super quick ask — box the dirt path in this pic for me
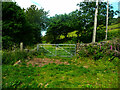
[27,58,69,67]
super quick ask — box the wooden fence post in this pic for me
[20,42,23,51]
[37,44,39,51]
[76,43,80,55]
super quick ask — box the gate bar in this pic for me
[38,44,76,46]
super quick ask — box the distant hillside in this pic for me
[107,23,120,40]
[59,21,120,44]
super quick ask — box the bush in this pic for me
[78,42,120,62]
[2,50,28,65]
[78,49,88,57]
[93,52,104,60]
[2,50,41,65]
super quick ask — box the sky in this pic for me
[14,0,119,36]
[15,0,119,17]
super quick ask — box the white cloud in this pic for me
[15,0,119,16]
[15,0,82,16]
[15,0,33,9]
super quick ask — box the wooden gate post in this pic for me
[37,44,39,51]
[76,43,80,55]
[20,42,23,51]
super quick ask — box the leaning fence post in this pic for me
[55,45,57,56]
[20,42,23,51]
[37,44,39,51]
[76,43,80,55]
[75,44,77,56]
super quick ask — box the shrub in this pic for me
[93,52,104,60]
[2,50,41,65]
[2,50,28,65]
[86,45,95,55]
[78,49,88,57]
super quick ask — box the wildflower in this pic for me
[110,45,112,50]
[100,45,101,49]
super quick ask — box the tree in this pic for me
[92,0,98,43]
[2,2,30,49]
[105,0,109,40]
[46,1,118,44]
[25,5,49,43]
[76,1,117,43]
[2,2,49,49]
[46,14,74,43]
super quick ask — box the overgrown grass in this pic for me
[2,23,120,88]
[2,50,41,65]
[108,23,120,30]
[108,29,120,40]
[2,56,119,88]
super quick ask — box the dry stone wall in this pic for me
[76,41,120,55]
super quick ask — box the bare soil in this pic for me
[27,58,70,67]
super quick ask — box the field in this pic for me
[2,23,120,88]
[2,2,120,89]
[2,54,119,88]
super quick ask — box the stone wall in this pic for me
[76,41,120,55]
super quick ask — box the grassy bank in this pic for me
[2,55,119,88]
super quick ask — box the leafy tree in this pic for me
[45,1,118,43]
[76,1,118,42]
[25,5,49,43]
[2,2,31,49]
[2,2,49,49]
[46,14,74,43]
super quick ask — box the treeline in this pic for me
[2,1,119,49]
[2,2,48,49]
[45,2,119,44]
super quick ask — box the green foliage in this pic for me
[25,5,49,44]
[46,2,116,43]
[108,23,120,30]
[2,2,49,49]
[2,50,41,65]
[93,52,104,60]
[108,29,120,40]
[2,55,118,88]
[78,43,119,61]
[78,49,88,57]
[2,2,26,49]
[2,50,27,65]
[46,14,74,43]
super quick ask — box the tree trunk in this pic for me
[92,0,98,43]
[105,0,109,40]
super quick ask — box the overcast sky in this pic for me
[15,0,119,17]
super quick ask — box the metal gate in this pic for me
[37,44,76,57]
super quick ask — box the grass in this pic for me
[108,28,120,40]
[2,56,119,88]
[108,23,120,30]
[2,22,120,88]
[98,23,120,41]
[108,23,120,39]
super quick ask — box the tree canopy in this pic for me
[45,1,118,43]
[2,1,119,49]
[2,2,48,49]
